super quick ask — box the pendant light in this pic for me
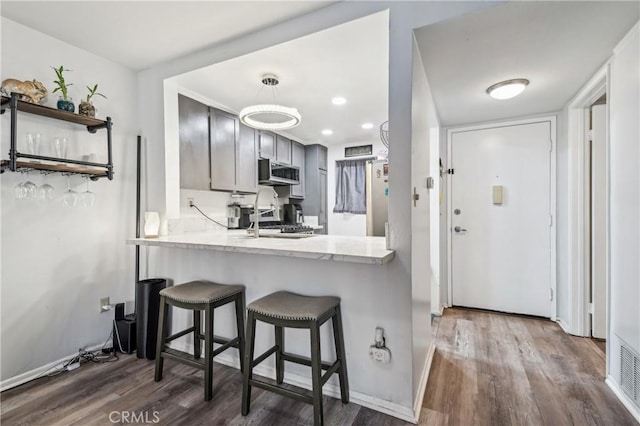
[239,74,301,130]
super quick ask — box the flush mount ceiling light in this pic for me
[486,78,529,100]
[239,74,301,130]
[361,122,374,129]
[331,96,347,105]
[321,129,333,136]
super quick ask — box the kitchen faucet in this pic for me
[252,187,279,238]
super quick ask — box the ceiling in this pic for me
[0,1,334,71]
[171,11,389,146]
[415,1,640,127]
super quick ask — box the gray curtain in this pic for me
[333,158,369,214]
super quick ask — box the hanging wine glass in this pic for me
[78,176,95,207]
[14,181,25,199]
[63,175,77,207]
[22,172,37,199]
[37,173,55,201]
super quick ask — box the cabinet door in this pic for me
[276,135,292,165]
[210,108,238,191]
[318,169,327,234]
[178,95,210,190]
[259,131,276,160]
[236,123,258,193]
[318,145,328,170]
[290,141,305,198]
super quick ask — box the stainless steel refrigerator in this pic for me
[366,160,389,236]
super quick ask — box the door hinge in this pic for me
[549,214,553,227]
[550,288,554,301]
[588,302,594,314]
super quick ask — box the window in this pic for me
[333,158,370,214]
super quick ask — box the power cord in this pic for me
[190,200,228,229]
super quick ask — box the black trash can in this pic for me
[136,278,167,360]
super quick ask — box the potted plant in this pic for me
[79,84,106,117]
[52,65,74,112]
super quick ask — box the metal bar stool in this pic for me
[241,291,349,426]
[154,280,245,401]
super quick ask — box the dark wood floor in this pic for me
[2,308,636,425]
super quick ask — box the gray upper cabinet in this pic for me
[300,144,328,234]
[259,131,276,160]
[178,95,210,190]
[209,108,238,192]
[236,123,258,193]
[290,140,305,199]
[276,135,292,165]
[209,107,257,193]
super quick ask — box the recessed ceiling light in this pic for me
[486,78,529,100]
[321,129,333,136]
[331,97,346,105]
[361,123,374,129]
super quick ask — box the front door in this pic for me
[450,120,553,317]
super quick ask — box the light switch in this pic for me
[493,186,503,205]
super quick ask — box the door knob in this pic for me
[454,226,467,233]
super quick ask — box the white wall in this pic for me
[135,0,494,417]
[608,21,639,400]
[410,36,439,401]
[0,18,137,386]
[327,139,385,236]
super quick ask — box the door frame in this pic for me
[565,64,610,339]
[446,116,557,320]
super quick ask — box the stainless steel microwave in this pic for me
[258,158,300,185]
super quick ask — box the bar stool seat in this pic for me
[154,280,246,402]
[241,291,349,426]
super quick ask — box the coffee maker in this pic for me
[282,204,304,225]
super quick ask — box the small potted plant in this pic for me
[52,65,74,112]
[79,84,106,117]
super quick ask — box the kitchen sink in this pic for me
[258,233,315,239]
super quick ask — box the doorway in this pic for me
[588,96,607,340]
[448,118,556,318]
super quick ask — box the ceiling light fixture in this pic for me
[486,78,529,100]
[239,74,301,130]
[331,96,346,105]
[321,129,333,136]
[362,123,373,129]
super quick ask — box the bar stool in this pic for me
[241,291,349,426]
[154,280,245,401]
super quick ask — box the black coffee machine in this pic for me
[282,204,304,225]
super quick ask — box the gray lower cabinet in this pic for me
[178,95,210,190]
[259,131,276,161]
[276,135,292,165]
[290,141,305,199]
[300,144,328,234]
[210,107,257,193]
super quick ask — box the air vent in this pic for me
[620,343,640,406]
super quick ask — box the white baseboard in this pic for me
[556,318,570,334]
[0,341,109,392]
[410,343,436,424]
[169,341,417,422]
[606,376,640,423]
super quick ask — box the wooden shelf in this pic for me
[1,160,109,178]
[1,96,108,131]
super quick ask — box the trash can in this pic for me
[136,278,167,360]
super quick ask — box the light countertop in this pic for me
[127,231,394,265]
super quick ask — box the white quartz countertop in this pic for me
[127,231,395,265]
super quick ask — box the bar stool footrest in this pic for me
[166,327,196,343]
[161,347,205,370]
[211,337,240,357]
[281,352,333,370]
[249,378,313,404]
[321,361,341,386]
[252,345,279,368]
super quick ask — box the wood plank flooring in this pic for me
[2,308,636,425]
[421,308,637,425]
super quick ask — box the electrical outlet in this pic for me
[188,198,195,207]
[369,346,392,363]
[100,297,111,313]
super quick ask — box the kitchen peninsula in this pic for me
[127,230,415,420]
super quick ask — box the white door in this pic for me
[450,121,552,317]
[591,104,607,339]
